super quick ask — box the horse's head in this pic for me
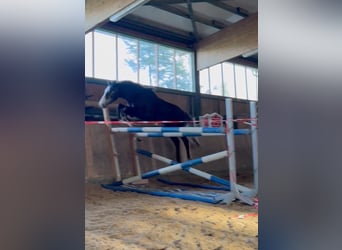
[98,82,120,108]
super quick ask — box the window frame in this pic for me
[199,61,258,101]
[85,29,196,93]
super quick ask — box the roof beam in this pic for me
[102,15,196,47]
[187,0,200,41]
[148,0,249,17]
[196,13,257,70]
[208,0,249,18]
[151,3,226,30]
[85,0,148,32]
[147,0,208,4]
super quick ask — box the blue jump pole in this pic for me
[111,127,250,135]
[106,150,229,186]
[136,149,231,188]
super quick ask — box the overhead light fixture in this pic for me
[109,0,149,22]
[242,49,258,58]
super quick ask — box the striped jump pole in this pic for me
[133,129,249,138]
[225,98,254,205]
[111,127,250,137]
[136,132,224,137]
[107,150,229,186]
[136,149,252,193]
[136,149,231,188]
[136,149,177,165]
[111,127,226,133]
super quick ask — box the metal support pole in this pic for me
[250,101,258,194]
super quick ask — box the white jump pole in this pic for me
[102,108,121,181]
[129,133,142,176]
[225,99,238,196]
[109,150,229,186]
[225,98,254,205]
[250,101,258,195]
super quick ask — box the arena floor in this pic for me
[85,181,258,250]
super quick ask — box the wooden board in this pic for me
[196,13,258,70]
[86,0,139,32]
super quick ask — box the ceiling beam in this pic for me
[147,0,208,4]
[208,0,249,18]
[196,13,257,70]
[102,15,196,47]
[85,0,148,33]
[187,0,200,41]
[229,56,258,68]
[151,3,226,30]
[148,0,249,18]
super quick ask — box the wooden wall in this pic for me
[85,0,139,32]
[196,13,258,70]
[85,82,254,184]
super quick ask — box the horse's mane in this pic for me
[111,80,156,92]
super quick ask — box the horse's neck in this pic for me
[123,85,154,105]
[118,85,137,104]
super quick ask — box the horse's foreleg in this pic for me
[181,137,191,160]
[170,137,181,162]
[117,104,138,121]
[117,104,128,120]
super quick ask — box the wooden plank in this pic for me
[196,13,257,70]
[85,126,94,181]
[85,0,142,32]
[85,125,117,182]
[157,92,190,113]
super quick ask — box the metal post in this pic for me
[250,101,258,194]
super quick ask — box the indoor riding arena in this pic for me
[85,1,258,249]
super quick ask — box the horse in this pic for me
[99,80,199,162]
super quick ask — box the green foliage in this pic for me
[121,36,194,91]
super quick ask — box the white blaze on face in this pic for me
[99,86,110,108]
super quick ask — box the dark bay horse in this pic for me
[99,80,199,162]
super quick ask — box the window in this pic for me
[85,30,195,92]
[222,62,235,98]
[85,32,93,77]
[94,30,116,80]
[246,67,258,101]
[235,64,247,99]
[138,40,158,86]
[199,69,210,94]
[209,64,223,96]
[117,35,137,82]
[175,50,193,92]
[158,45,175,89]
[200,62,258,101]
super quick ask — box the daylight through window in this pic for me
[85,30,194,92]
[199,62,258,101]
[85,30,258,100]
